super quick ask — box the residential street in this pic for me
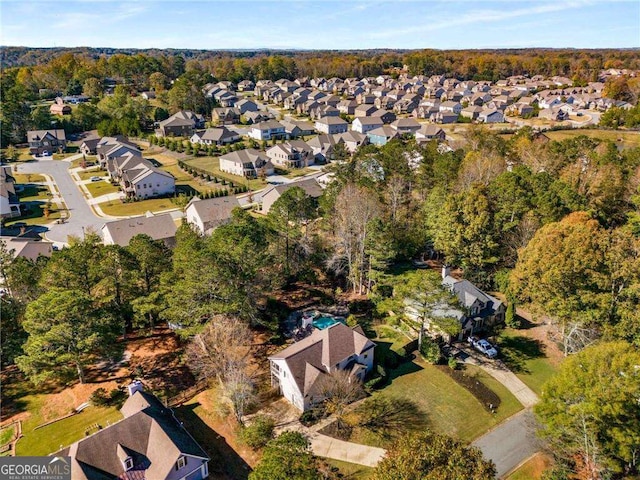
[472,409,541,479]
[16,156,112,245]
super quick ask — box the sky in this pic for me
[1,0,638,50]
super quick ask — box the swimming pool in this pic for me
[312,315,345,330]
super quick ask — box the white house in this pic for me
[219,149,274,178]
[351,117,383,134]
[190,127,240,146]
[248,120,286,141]
[0,166,20,219]
[268,323,375,411]
[266,141,314,169]
[123,165,175,199]
[185,196,240,235]
[315,116,348,135]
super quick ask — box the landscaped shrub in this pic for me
[364,375,384,391]
[90,388,127,408]
[299,408,323,427]
[448,356,458,370]
[419,337,441,364]
[239,415,275,449]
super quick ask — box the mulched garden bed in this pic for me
[436,365,501,412]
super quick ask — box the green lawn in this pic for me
[324,459,373,480]
[77,169,105,181]
[0,425,15,446]
[544,128,640,149]
[85,180,120,198]
[13,173,46,184]
[16,406,122,456]
[98,197,180,216]
[373,325,413,355]
[3,183,65,226]
[506,452,552,480]
[185,156,267,191]
[497,328,558,396]
[363,357,523,445]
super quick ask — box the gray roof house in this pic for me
[261,178,324,214]
[185,196,240,235]
[56,389,209,480]
[101,214,178,247]
[268,323,375,411]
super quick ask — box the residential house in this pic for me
[307,135,337,163]
[430,112,458,124]
[415,125,446,142]
[27,129,67,156]
[367,125,400,146]
[248,120,286,141]
[371,109,396,124]
[538,107,569,121]
[460,105,483,120]
[354,104,377,117]
[390,118,421,135]
[212,107,241,125]
[266,140,314,169]
[0,166,20,219]
[190,127,240,146]
[268,323,375,411]
[107,155,175,199]
[335,131,368,154]
[79,137,101,155]
[505,103,534,117]
[235,99,259,114]
[96,137,141,169]
[50,98,71,115]
[261,178,324,214]
[441,266,505,339]
[0,236,53,261]
[337,99,358,115]
[219,149,274,178]
[413,105,439,119]
[243,111,274,124]
[141,91,156,100]
[281,119,315,139]
[237,80,255,91]
[478,109,504,123]
[57,387,209,480]
[158,111,205,137]
[439,101,463,114]
[352,117,383,134]
[102,214,178,247]
[185,196,240,235]
[315,117,348,135]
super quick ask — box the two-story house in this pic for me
[266,140,314,169]
[27,129,67,156]
[248,120,286,141]
[219,149,274,178]
[268,323,375,411]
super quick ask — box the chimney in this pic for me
[441,265,450,280]
[127,380,143,397]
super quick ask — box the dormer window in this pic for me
[176,456,186,470]
[124,457,133,471]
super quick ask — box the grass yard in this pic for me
[98,197,179,216]
[85,180,120,198]
[544,128,640,149]
[16,406,122,456]
[497,328,558,396]
[373,324,413,355]
[506,452,553,480]
[13,173,46,184]
[324,459,373,480]
[3,183,65,226]
[360,357,523,445]
[185,156,267,191]
[145,153,230,196]
[275,166,317,179]
[0,425,15,446]
[77,169,104,181]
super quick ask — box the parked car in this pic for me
[468,336,498,358]
[90,176,102,182]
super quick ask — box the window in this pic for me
[176,456,186,470]
[124,457,134,471]
[364,354,368,359]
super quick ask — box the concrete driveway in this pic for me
[16,156,111,245]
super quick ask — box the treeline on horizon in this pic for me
[2,46,640,84]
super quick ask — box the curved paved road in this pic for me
[16,157,109,245]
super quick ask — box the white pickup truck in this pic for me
[468,336,498,359]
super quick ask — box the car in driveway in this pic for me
[468,336,498,358]
[90,176,102,182]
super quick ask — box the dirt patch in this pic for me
[39,381,119,423]
[513,309,564,366]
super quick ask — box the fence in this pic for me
[165,379,210,408]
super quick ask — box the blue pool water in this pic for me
[312,316,345,330]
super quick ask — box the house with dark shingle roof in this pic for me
[261,177,323,214]
[101,213,178,247]
[268,323,375,411]
[185,196,240,235]
[55,389,209,480]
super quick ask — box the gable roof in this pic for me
[59,391,208,480]
[102,214,177,246]
[269,323,375,397]
[186,196,240,233]
[262,178,323,205]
